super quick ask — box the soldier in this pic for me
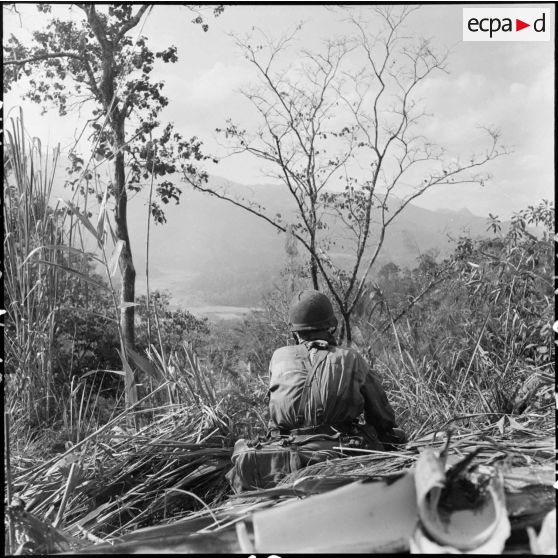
[226,289,406,493]
[267,289,406,449]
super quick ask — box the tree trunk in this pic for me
[342,312,352,345]
[113,112,136,350]
[113,110,138,410]
[310,256,319,290]
[309,233,319,290]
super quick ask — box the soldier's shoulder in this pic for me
[331,344,361,356]
[330,345,368,365]
[271,344,305,359]
[332,345,369,372]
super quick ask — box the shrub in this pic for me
[351,201,554,435]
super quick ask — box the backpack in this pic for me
[225,435,347,494]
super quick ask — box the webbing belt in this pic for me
[284,423,354,436]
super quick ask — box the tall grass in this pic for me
[3,110,71,430]
[3,109,145,443]
[355,215,555,439]
[373,319,554,441]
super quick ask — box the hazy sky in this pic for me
[3,2,555,218]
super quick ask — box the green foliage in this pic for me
[50,287,213,407]
[351,201,554,433]
[451,201,553,365]
[135,291,210,354]
[3,4,216,222]
[51,270,122,392]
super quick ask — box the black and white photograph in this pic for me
[3,1,555,554]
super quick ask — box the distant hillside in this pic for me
[127,176,495,308]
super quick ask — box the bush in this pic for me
[135,290,210,356]
[351,201,554,435]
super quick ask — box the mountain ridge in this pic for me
[126,175,495,308]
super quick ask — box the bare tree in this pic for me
[185,7,508,343]
[204,26,358,291]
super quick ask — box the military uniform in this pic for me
[268,340,397,443]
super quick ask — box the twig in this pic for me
[53,462,78,528]
[165,488,219,524]
[333,447,417,459]
[76,525,110,544]
[456,315,490,402]
[439,430,453,465]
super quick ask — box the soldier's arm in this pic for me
[358,358,397,437]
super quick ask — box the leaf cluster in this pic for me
[4,3,217,224]
[357,200,554,375]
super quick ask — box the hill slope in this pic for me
[127,176,493,307]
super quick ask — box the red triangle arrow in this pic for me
[516,19,530,31]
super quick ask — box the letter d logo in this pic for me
[534,13,546,32]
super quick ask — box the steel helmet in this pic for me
[288,290,338,331]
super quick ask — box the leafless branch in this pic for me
[211,7,510,340]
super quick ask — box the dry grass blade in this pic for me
[68,421,555,554]
[12,392,234,542]
[16,382,172,487]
